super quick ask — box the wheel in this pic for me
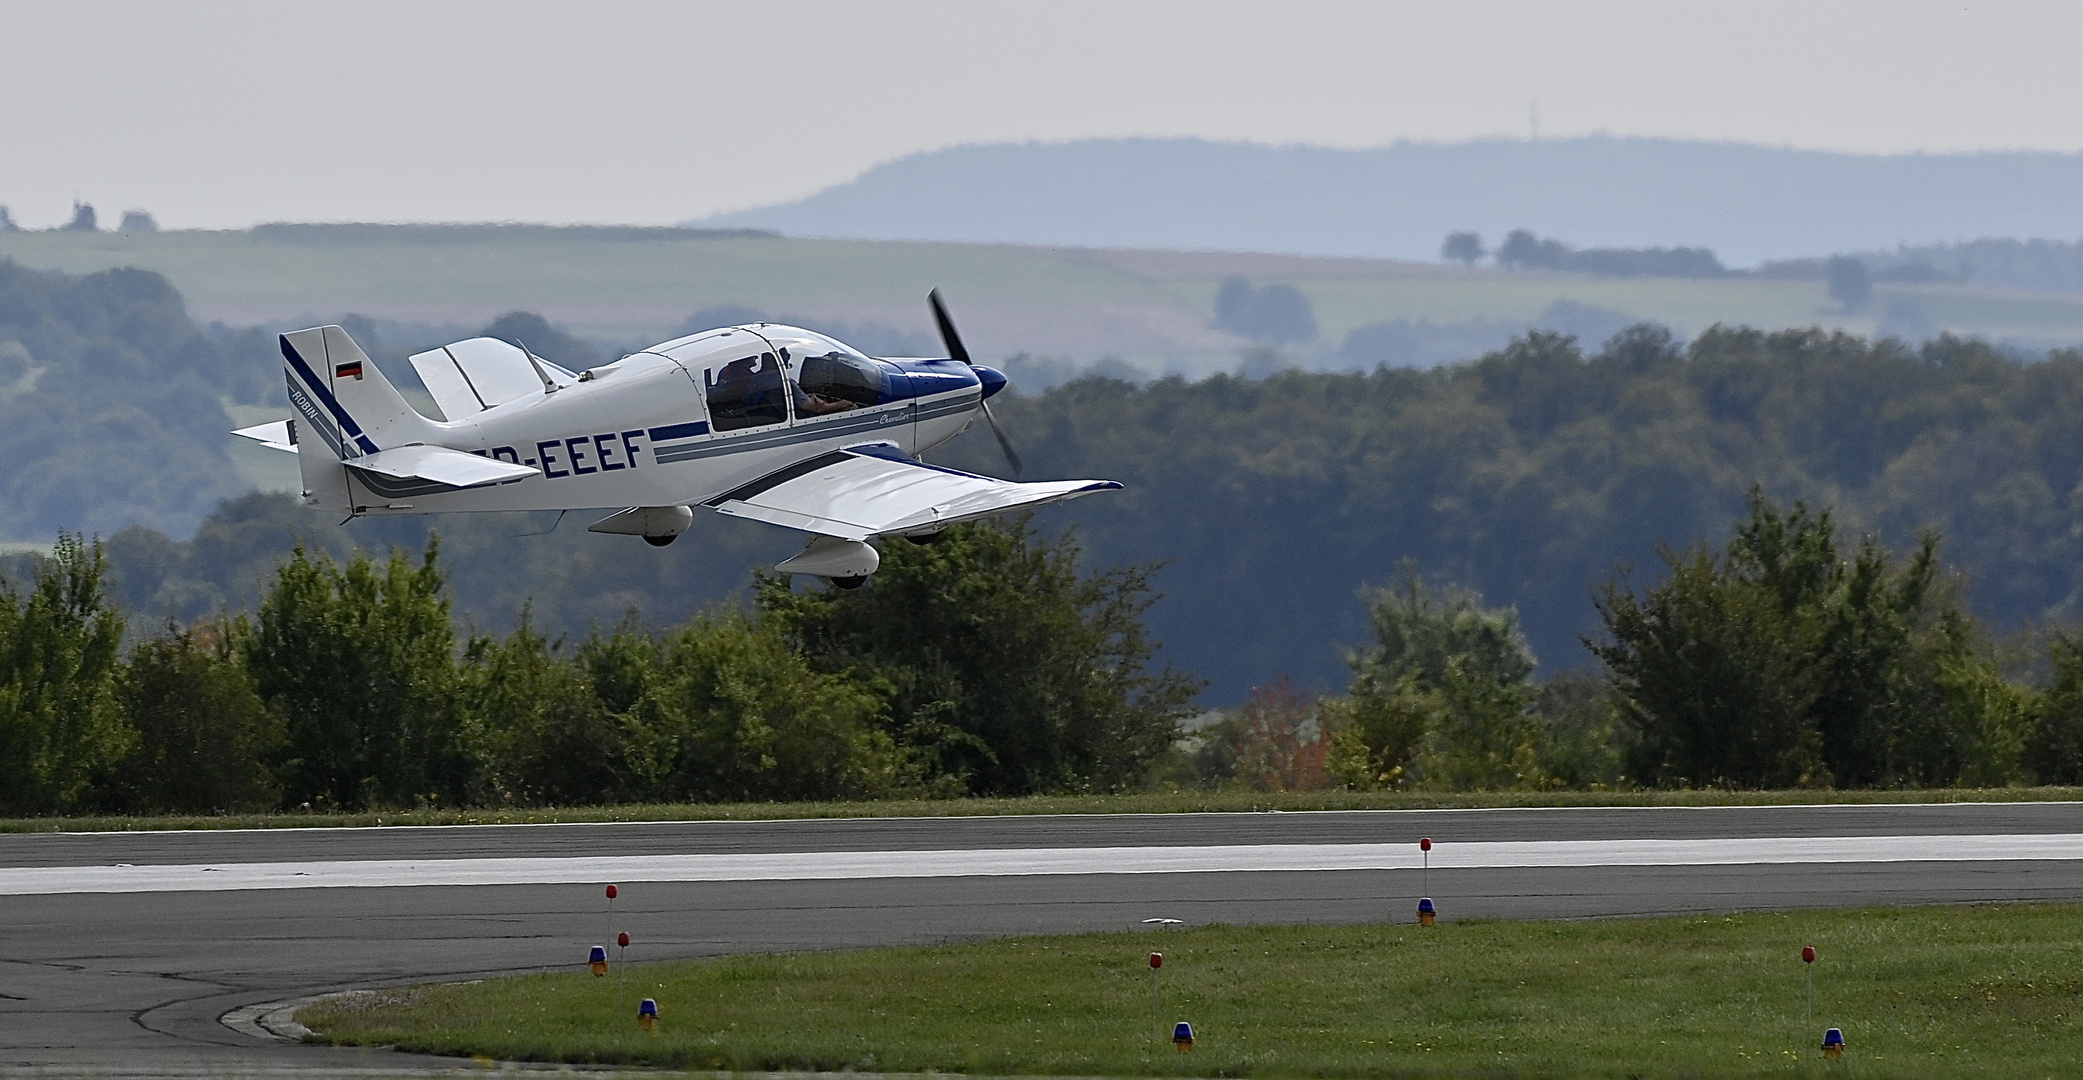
[643,534,677,547]
[906,531,944,545]
[831,575,867,590]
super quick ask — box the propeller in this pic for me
[928,289,1023,476]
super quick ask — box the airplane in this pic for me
[232,292,1119,588]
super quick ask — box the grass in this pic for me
[298,903,2083,1078]
[4,786,2076,833]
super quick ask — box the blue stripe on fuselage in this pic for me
[648,420,710,442]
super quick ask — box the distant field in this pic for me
[2,227,2075,375]
[300,903,2081,1077]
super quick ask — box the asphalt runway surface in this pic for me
[2,802,2078,1075]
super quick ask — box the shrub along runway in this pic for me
[0,803,2077,1073]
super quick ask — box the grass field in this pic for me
[5,786,2076,833]
[2,227,2072,374]
[298,903,2082,1078]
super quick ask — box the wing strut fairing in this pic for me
[705,441,1120,544]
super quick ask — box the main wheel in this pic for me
[831,575,867,590]
[643,534,678,547]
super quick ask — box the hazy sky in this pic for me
[2,0,2077,229]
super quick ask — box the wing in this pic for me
[705,442,1120,541]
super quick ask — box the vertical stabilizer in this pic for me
[280,325,445,514]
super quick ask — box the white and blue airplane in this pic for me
[233,292,1118,587]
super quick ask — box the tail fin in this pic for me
[279,326,442,460]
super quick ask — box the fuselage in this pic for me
[338,324,988,515]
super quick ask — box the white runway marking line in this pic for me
[2,834,2077,895]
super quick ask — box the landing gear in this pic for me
[643,534,677,547]
[831,575,867,590]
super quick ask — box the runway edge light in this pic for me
[1173,1022,1194,1052]
[639,998,659,1031]
[589,945,608,976]
[1821,1027,1844,1060]
[1417,897,1436,926]
[618,932,630,948]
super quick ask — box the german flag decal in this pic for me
[335,361,364,380]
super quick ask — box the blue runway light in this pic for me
[1172,1021,1194,1052]
[638,997,659,1031]
[1417,897,1436,925]
[589,945,608,976]
[1821,1027,1844,1060]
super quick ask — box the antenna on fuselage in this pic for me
[513,339,560,395]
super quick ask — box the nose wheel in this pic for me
[831,575,867,590]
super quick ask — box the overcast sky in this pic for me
[2,0,2077,230]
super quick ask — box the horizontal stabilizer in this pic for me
[705,442,1120,541]
[344,445,538,489]
[231,420,297,453]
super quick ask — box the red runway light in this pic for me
[1419,837,1431,851]
[605,884,619,899]
[618,932,630,948]
[1802,945,1816,964]
[1149,952,1163,969]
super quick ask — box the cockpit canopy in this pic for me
[659,325,901,432]
[762,330,888,408]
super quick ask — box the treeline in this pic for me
[12,490,2075,817]
[938,326,2083,700]
[0,521,1197,815]
[1186,492,2083,793]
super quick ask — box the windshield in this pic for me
[764,331,891,413]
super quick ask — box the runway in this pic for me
[2,802,2078,1073]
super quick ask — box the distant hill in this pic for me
[697,137,2083,266]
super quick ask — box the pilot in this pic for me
[793,383,857,416]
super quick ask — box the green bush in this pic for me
[758,518,1201,795]
[2027,632,2083,783]
[248,541,468,810]
[1593,490,2022,788]
[0,535,130,813]
[113,617,282,812]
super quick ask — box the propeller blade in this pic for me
[979,395,1024,477]
[931,289,1021,475]
[928,289,973,367]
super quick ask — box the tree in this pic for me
[1335,566,1542,790]
[1591,490,2020,788]
[0,535,131,813]
[1441,231,1484,265]
[1826,256,1872,311]
[1350,563,1537,694]
[247,541,468,810]
[464,610,634,807]
[1495,229,1571,270]
[1212,277,1318,344]
[1201,675,1330,791]
[630,611,912,802]
[113,618,283,812]
[758,518,1202,794]
[2027,632,2083,783]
